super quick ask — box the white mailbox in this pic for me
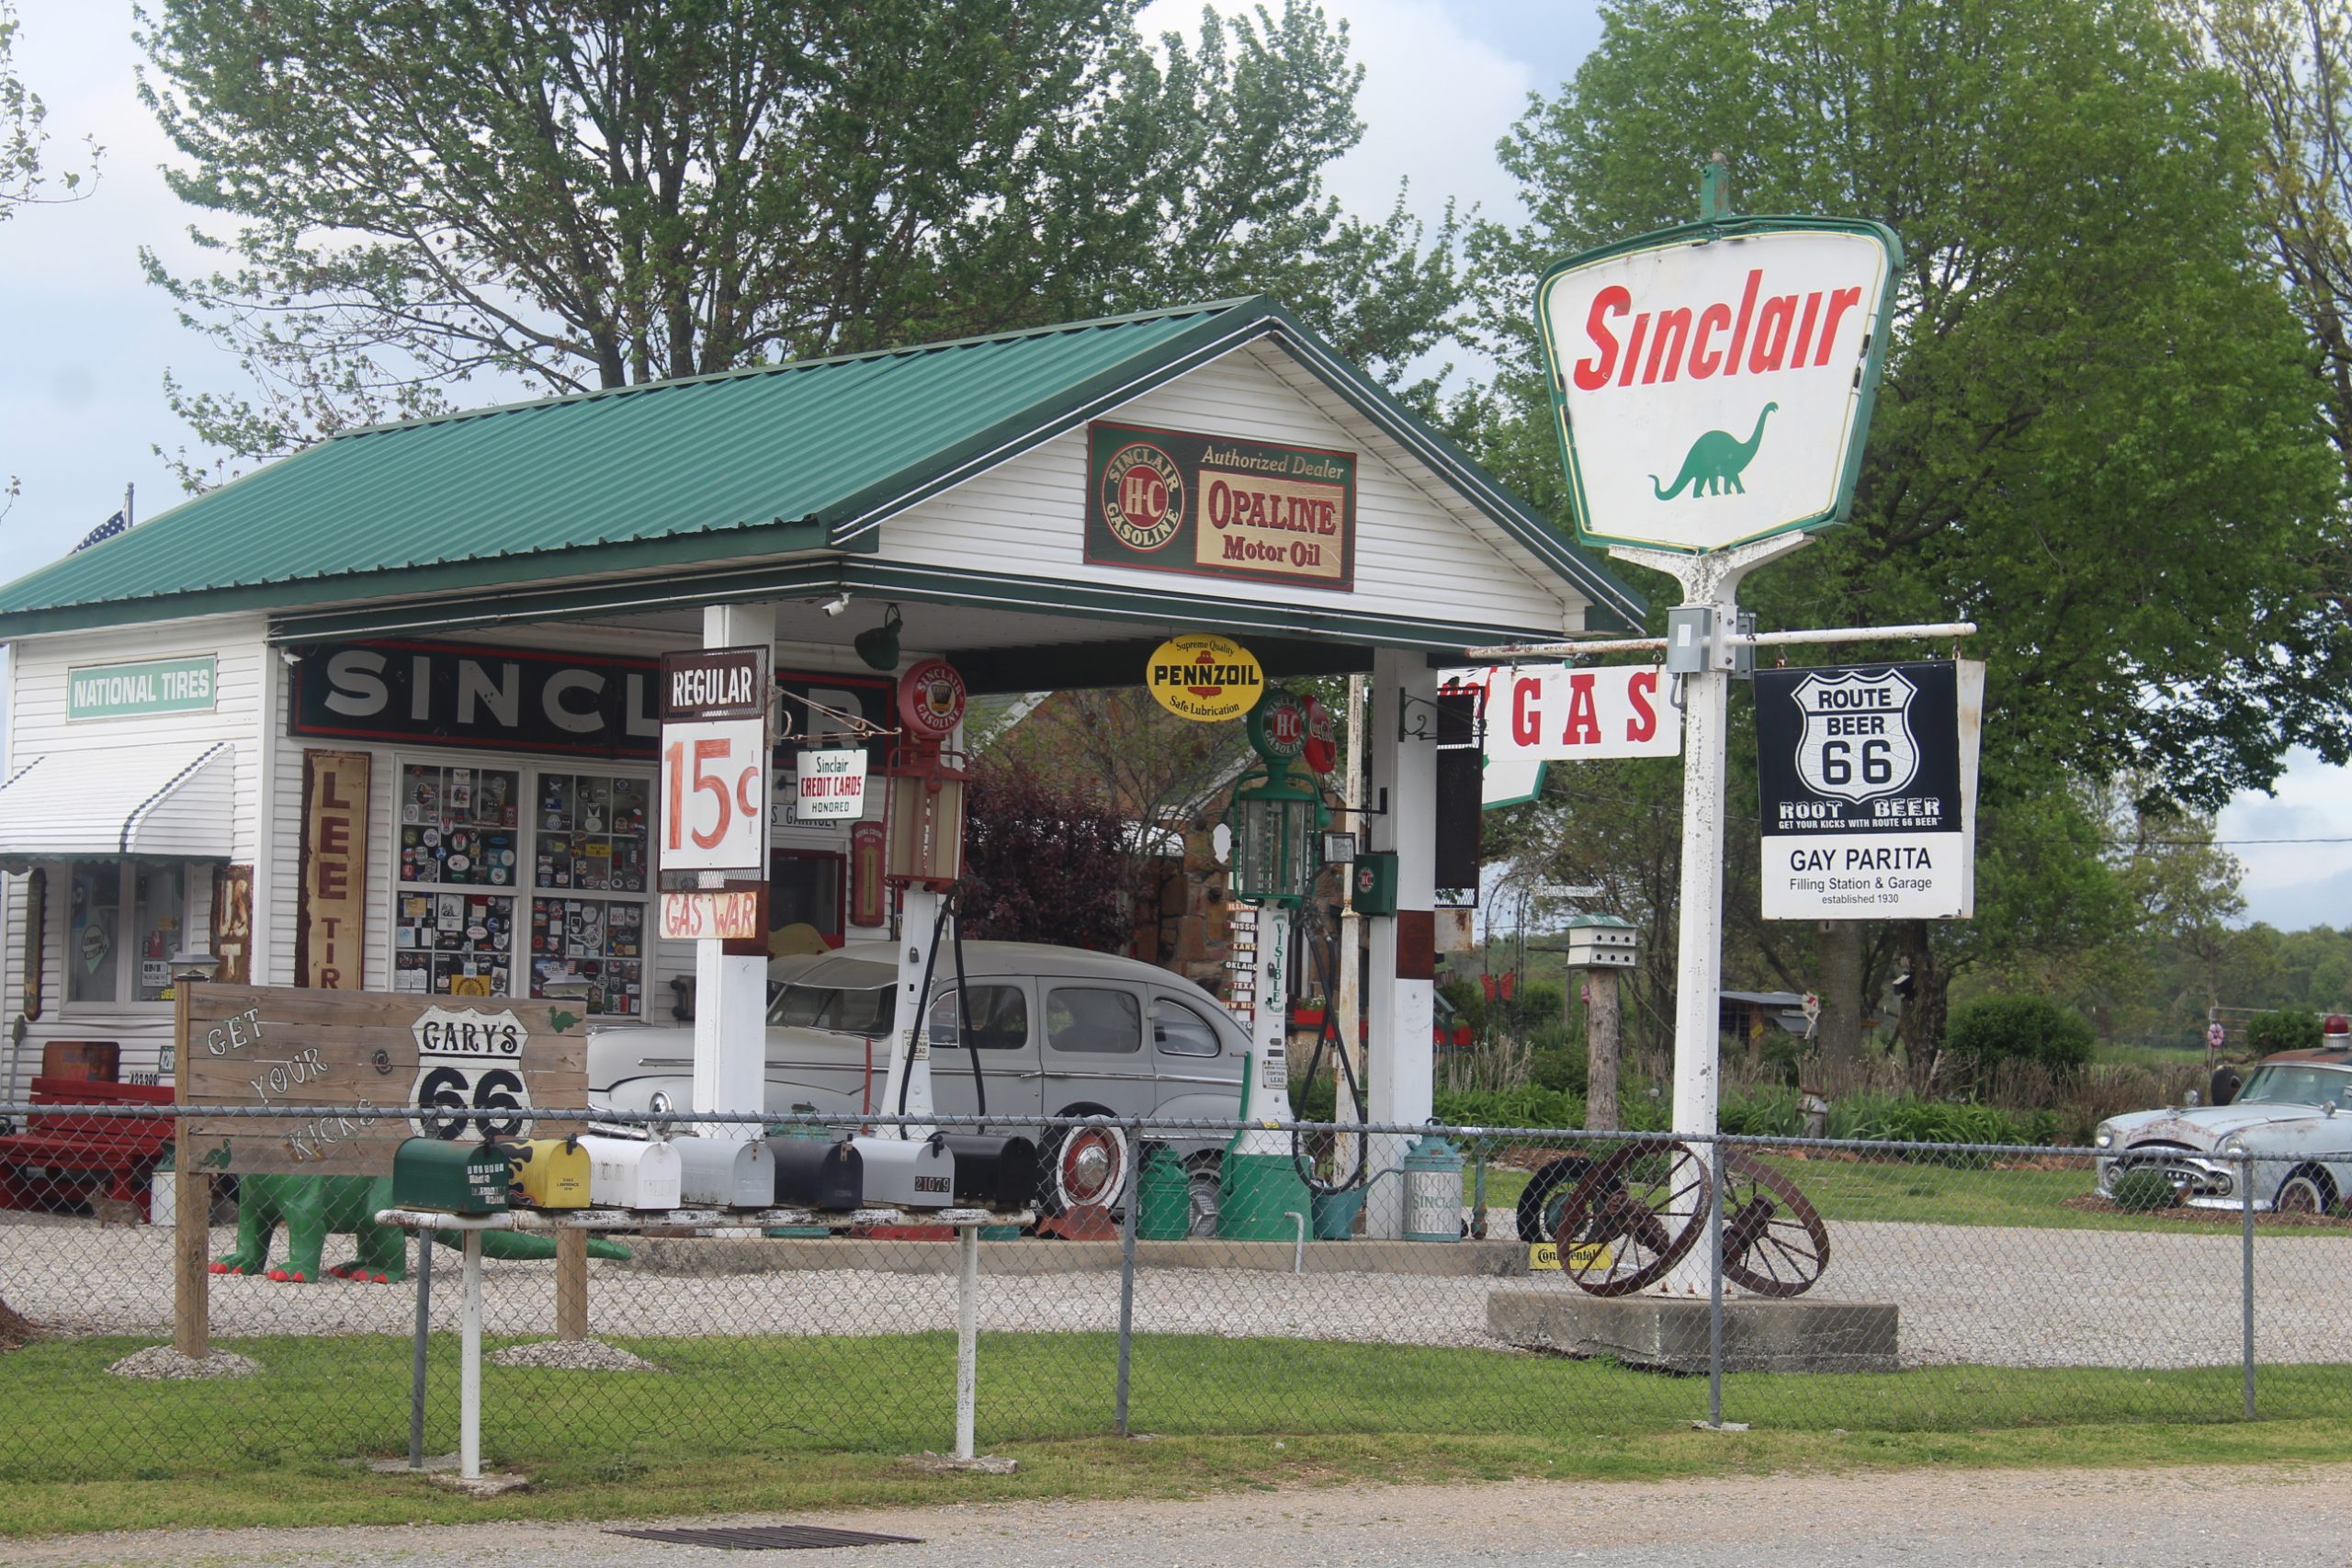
[850,1134,956,1209]
[673,1134,775,1208]
[576,1134,683,1210]
[1564,915,1639,970]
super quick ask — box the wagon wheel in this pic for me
[1718,1152,1831,1298]
[1553,1139,1712,1297]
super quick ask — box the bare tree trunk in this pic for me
[1585,968,1621,1131]
[1895,920,1951,1093]
[1816,919,1866,1077]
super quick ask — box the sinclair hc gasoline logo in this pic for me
[1101,439,1186,551]
[1790,668,1920,805]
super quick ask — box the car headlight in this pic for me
[2094,1123,2114,1148]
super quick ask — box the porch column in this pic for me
[692,602,775,1138]
[1364,648,1437,1238]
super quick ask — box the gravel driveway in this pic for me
[3,1213,2345,1369]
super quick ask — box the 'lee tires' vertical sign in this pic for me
[1534,219,1900,554]
[1757,660,1984,919]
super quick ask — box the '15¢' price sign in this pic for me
[660,647,770,873]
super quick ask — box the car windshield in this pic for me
[767,984,896,1036]
[2233,1064,2352,1108]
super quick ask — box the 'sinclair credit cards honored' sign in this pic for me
[1086,422,1355,590]
[67,655,217,719]
[1756,660,1983,920]
[794,748,867,819]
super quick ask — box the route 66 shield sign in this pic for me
[1789,668,1920,805]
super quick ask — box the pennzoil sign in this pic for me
[1146,634,1264,722]
[1086,422,1354,590]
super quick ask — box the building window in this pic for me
[64,860,191,1007]
[528,771,650,1017]
[395,763,519,998]
[770,850,844,949]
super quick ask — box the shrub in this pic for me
[1720,1085,1806,1137]
[1945,996,2097,1084]
[2109,1168,2179,1212]
[2245,1009,2323,1057]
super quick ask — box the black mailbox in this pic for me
[772,1136,865,1211]
[935,1133,1038,1209]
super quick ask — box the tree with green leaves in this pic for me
[1464,0,2349,1058]
[137,0,1460,482]
[1,0,97,222]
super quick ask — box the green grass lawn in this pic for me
[2,1330,2345,1535]
[1464,1153,2351,1235]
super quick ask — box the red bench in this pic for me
[0,1077,177,1219]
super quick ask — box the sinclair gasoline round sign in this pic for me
[1146,634,1263,722]
[1533,218,1901,555]
[1100,439,1186,552]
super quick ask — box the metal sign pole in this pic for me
[460,1228,484,1481]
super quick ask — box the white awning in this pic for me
[0,740,235,866]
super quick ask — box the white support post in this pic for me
[1364,649,1437,1238]
[692,602,775,1138]
[1334,673,1366,1167]
[1610,533,1809,1292]
[885,887,942,1137]
[459,1229,483,1480]
[955,1222,979,1461]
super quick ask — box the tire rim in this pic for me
[1187,1168,1221,1236]
[2277,1174,2327,1215]
[1054,1121,1128,1210]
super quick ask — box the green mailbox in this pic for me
[392,1138,514,1216]
[1351,852,1398,916]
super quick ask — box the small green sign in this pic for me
[67,655,218,720]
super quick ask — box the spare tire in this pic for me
[1515,1153,1596,1244]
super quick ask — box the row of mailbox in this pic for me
[390,1131,1040,1218]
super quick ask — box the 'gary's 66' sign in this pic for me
[411,1005,533,1141]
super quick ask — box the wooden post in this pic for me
[1585,967,1621,1133]
[555,1226,589,1341]
[171,977,209,1359]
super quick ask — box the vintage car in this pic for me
[586,940,1246,1230]
[2095,1028,2352,1213]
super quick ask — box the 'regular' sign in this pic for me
[1756,660,1983,921]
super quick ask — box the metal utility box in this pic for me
[935,1133,1038,1209]
[513,1137,592,1209]
[576,1134,683,1210]
[849,1134,955,1209]
[673,1134,775,1207]
[1564,915,1639,970]
[1351,852,1398,916]
[391,1138,512,1216]
[772,1136,865,1211]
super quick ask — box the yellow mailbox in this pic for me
[513,1136,592,1209]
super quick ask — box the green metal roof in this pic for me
[0,297,1642,638]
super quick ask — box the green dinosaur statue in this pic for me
[1649,401,1779,500]
[209,1171,628,1283]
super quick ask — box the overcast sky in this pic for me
[1,0,2343,928]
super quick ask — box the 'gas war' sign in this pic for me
[1756,660,1984,920]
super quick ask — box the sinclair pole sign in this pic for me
[1533,215,1899,554]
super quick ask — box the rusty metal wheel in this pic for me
[1554,1139,1711,1297]
[1719,1152,1831,1297]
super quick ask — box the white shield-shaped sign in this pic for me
[409,1005,534,1140]
[1533,219,1901,554]
[1790,669,1920,804]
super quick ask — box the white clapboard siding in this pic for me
[879,342,1587,635]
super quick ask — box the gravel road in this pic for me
[12,1463,2351,1567]
[5,1213,2346,1369]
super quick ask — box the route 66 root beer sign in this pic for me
[182,984,588,1174]
[1756,660,1984,920]
[1534,218,1900,554]
[1086,421,1355,590]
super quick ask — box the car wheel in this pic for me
[1042,1111,1130,1213]
[2274,1165,2336,1216]
[1515,1154,1595,1244]
[1184,1155,1222,1237]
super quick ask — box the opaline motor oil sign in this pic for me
[1085,421,1355,590]
[1756,660,1984,920]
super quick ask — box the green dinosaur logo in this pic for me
[1650,402,1778,500]
[548,1007,581,1033]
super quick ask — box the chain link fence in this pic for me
[0,1103,2346,1484]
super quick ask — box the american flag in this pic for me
[73,511,127,552]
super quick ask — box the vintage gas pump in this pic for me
[1216,689,1321,1238]
[876,658,968,1137]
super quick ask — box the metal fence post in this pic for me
[1115,1122,1139,1437]
[1707,1134,1725,1428]
[2240,1147,2256,1419]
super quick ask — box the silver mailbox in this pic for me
[672,1134,775,1207]
[576,1134,683,1210]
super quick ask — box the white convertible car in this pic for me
[2096,1025,2352,1214]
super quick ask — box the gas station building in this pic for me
[0,296,1642,1189]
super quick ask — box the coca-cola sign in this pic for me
[1534,218,1900,555]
